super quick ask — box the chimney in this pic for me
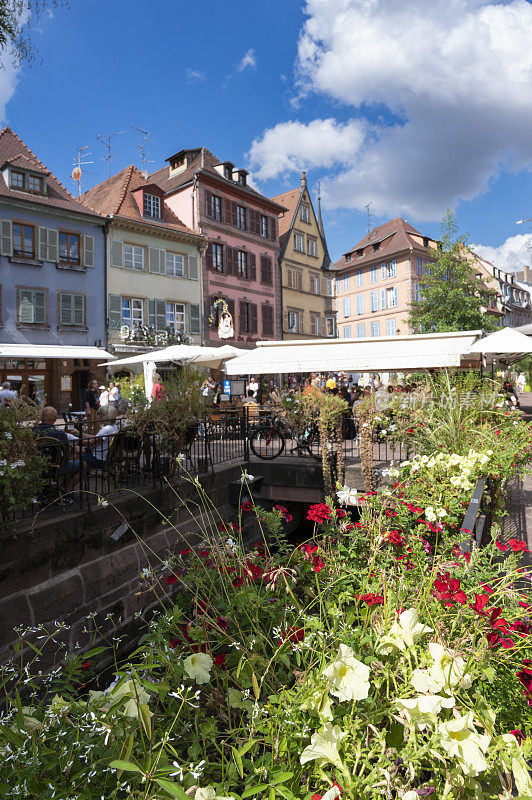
[301,171,307,188]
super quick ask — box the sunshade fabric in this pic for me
[469,327,532,354]
[0,344,115,360]
[100,344,245,368]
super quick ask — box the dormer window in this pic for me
[27,175,43,194]
[238,171,247,187]
[11,170,24,189]
[423,236,429,247]
[224,165,232,180]
[144,193,161,219]
[372,242,380,252]
[356,248,364,257]
[345,253,351,262]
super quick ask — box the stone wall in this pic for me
[0,466,242,670]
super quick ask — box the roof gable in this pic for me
[333,217,436,271]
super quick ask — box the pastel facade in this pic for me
[272,173,336,339]
[0,127,106,409]
[81,166,205,370]
[150,149,285,348]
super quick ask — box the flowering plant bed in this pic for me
[1,432,532,798]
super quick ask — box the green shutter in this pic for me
[108,294,122,329]
[48,229,59,263]
[1,219,12,256]
[189,303,200,334]
[83,235,94,268]
[110,239,123,268]
[34,291,46,324]
[74,294,85,325]
[38,226,48,261]
[187,254,199,280]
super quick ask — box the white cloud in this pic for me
[249,118,366,180]
[248,0,532,220]
[186,68,205,83]
[0,64,20,123]
[472,233,532,273]
[238,48,256,72]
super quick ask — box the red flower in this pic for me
[284,513,293,522]
[232,577,244,587]
[217,616,228,630]
[406,502,423,514]
[510,729,525,744]
[495,540,508,552]
[487,631,515,649]
[357,593,384,606]
[79,661,90,672]
[469,593,490,615]
[509,538,529,553]
[198,549,211,557]
[240,501,253,512]
[335,509,347,518]
[244,559,264,581]
[432,572,467,606]
[488,606,509,632]
[214,653,227,668]
[311,555,325,573]
[169,638,180,649]
[385,509,398,517]
[509,619,531,637]
[300,543,318,559]
[481,583,494,595]
[165,573,179,585]
[517,663,532,705]
[281,626,305,646]
[307,503,333,523]
[179,548,193,556]
[386,530,406,547]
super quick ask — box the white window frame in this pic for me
[357,323,365,338]
[166,301,186,333]
[370,321,380,337]
[356,294,364,314]
[343,325,351,338]
[342,275,349,291]
[335,277,340,292]
[386,260,397,279]
[124,244,144,271]
[18,288,46,324]
[294,232,304,252]
[343,297,350,318]
[414,282,422,302]
[300,205,310,222]
[236,205,246,230]
[387,286,398,308]
[287,310,299,333]
[144,194,161,219]
[370,265,378,283]
[325,317,335,337]
[121,297,143,327]
[327,278,334,297]
[310,312,320,336]
[371,290,379,312]
[355,269,363,287]
[237,250,248,278]
[166,252,185,277]
[307,237,317,257]
[386,318,396,336]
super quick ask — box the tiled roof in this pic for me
[149,147,286,211]
[270,187,301,237]
[0,127,101,218]
[80,165,196,235]
[333,217,434,271]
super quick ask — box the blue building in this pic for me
[0,127,106,409]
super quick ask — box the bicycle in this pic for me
[249,414,322,460]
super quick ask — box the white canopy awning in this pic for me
[101,344,245,368]
[468,327,532,355]
[225,331,483,375]
[0,344,115,360]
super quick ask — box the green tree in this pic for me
[0,1,69,67]
[409,210,499,333]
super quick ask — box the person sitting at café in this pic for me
[81,405,119,468]
[33,406,81,490]
[151,373,165,401]
[242,388,260,420]
[0,380,16,407]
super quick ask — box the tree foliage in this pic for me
[409,210,499,333]
[0,1,69,67]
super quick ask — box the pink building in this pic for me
[334,218,439,338]
[150,148,286,348]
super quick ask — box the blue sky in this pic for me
[3,0,532,269]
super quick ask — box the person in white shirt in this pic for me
[248,377,259,398]
[99,385,110,408]
[517,372,526,393]
[82,406,118,467]
[0,381,17,406]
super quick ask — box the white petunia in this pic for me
[323,643,370,702]
[396,694,455,730]
[184,653,213,685]
[300,723,348,768]
[336,485,358,506]
[300,688,333,720]
[425,506,436,522]
[438,713,490,777]
[376,608,433,656]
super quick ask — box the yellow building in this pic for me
[272,173,336,339]
[81,166,205,374]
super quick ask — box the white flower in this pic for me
[376,608,433,656]
[195,788,216,800]
[184,653,213,685]
[300,688,333,720]
[97,496,109,507]
[176,453,186,466]
[240,471,255,483]
[425,506,436,522]
[438,713,490,777]
[321,786,341,800]
[5,432,12,439]
[403,793,419,800]
[396,694,455,730]
[300,723,348,768]
[437,508,447,518]
[411,643,472,695]
[323,643,370,702]
[336,485,358,506]
[110,678,151,718]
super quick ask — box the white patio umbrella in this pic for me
[468,327,532,356]
[100,344,245,369]
[192,345,247,370]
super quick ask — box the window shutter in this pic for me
[148,299,156,327]
[269,216,277,241]
[35,291,46,324]
[0,219,12,256]
[394,286,399,306]
[205,243,213,271]
[238,300,246,333]
[187,254,199,280]
[227,298,235,327]
[261,303,274,336]
[231,202,238,227]
[189,303,200,334]
[38,227,48,261]
[381,263,386,280]
[224,198,231,224]
[156,299,165,329]
[110,239,123,268]
[224,246,233,276]
[297,271,303,290]
[83,235,95,268]
[260,255,272,285]
[250,303,258,334]
[48,228,59,263]
[205,189,212,217]
[59,293,71,325]
[108,294,122,329]
[248,252,256,282]
[74,294,84,325]
[149,247,165,274]
[381,288,386,309]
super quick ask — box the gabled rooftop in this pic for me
[0,127,101,218]
[334,217,438,271]
[80,164,196,235]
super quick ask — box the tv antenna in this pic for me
[365,202,375,236]
[72,145,93,197]
[130,124,156,173]
[96,130,126,177]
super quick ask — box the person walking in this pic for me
[85,379,100,432]
[99,385,110,408]
[517,372,526,394]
